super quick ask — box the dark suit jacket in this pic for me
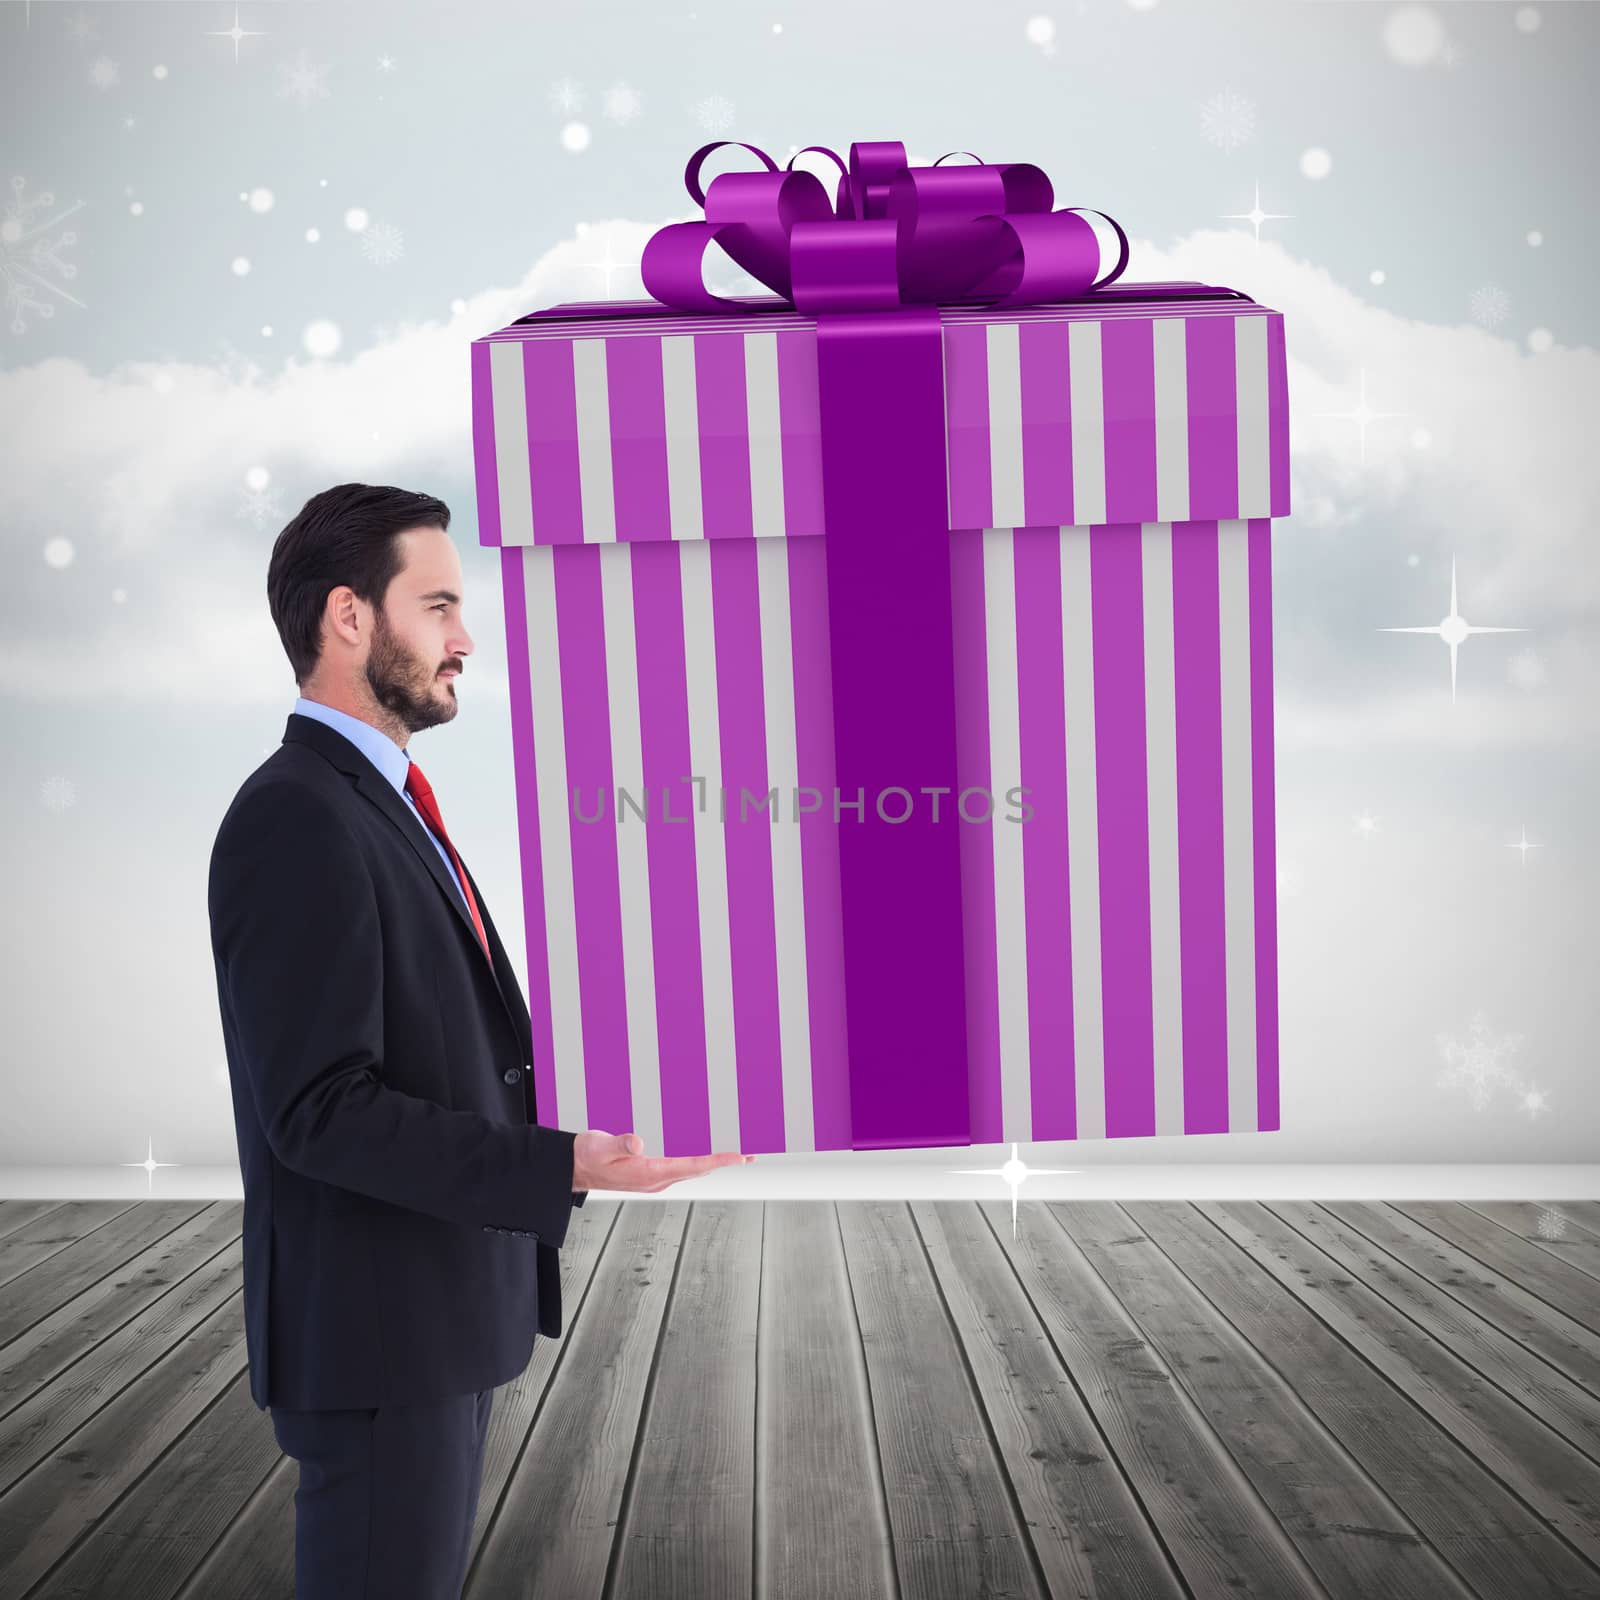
[208,710,588,1411]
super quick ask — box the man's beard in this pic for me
[365,610,458,735]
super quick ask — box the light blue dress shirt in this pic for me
[292,695,471,911]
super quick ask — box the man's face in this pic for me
[363,524,475,735]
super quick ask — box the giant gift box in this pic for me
[470,140,1289,1156]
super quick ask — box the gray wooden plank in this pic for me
[1320,1202,1600,1399]
[604,1200,761,1600]
[0,1287,248,1599]
[837,1200,1046,1600]
[1393,1202,1600,1336]
[0,1238,242,1503]
[30,1369,281,1600]
[171,1456,295,1600]
[466,1201,689,1598]
[0,1201,219,1349]
[463,1190,614,1585]
[0,1203,138,1292]
[1557,1203,1600,1241]
[0,1204,67,1245]
[1275,1202,1600,1460]
[1170,1199,1600,1598]
[1465,1202,1600,1284]
[0,1204,241,1428]
[914,1200,1189,1599]
[1060,1200,1455,1600]
[758,1202,897,1600]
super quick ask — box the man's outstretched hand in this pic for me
[571,1130,755,1197]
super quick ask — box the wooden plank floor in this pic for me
[0,1196,1598,1599]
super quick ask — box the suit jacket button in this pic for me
[502,1067,522,1085]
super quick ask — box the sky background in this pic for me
[2,0,1596,1178]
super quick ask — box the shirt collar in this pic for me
[292,695,412,797]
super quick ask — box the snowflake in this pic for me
[1536,1206,1567,1241]
[1,176,86,334]
[40,775,76,811]
[1435,1011,1547,1116]
[692,94,736,134]
[602,80,642,124]
[549,77,585,114]
[88,55,120,90]
[1200,89,1257,152]
[278,48,331,107]
[238,481,284,532]
[67,10,101,47]
[359,220,404,267]
[1470,285,1510,327]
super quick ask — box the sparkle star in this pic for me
[948,1143,1077,1237]
[119,1136,181,1193]
[205,4,267,65]
[1507,823,1541,865]
[1311,365,1405,464]
[587,229,642,296]
[1220,180,1292,248]
[1378,556,1527,704]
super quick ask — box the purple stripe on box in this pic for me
[1090,524,1156,1136]
[553,544,631,1129]
[1248,518,1281,1130]
[951,527,1003,1145]
[1186,318,1238,523]
[1266,316,1290,519]
[607,336,673,541]
[709,538,786,1150]
[472,343,503,548]
[1020,322,1074,529]
[1014,527,1077,1142]
[787,535,852,1150]
[695,333,755,539]
[1170,520,1229,1134]
[1101,319,1158,526]
[523,340,585,546]
[632,542,712,1153]
[944,323,993,531]
[776,329,825,538]
[501,547,558,1118]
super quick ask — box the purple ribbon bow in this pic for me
[641,138,1130,314]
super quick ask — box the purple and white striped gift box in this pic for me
[471,285,1288,1154]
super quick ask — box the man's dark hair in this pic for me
[267,482,451,686]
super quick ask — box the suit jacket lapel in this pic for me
[281,714,525,1052]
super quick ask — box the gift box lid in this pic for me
[470,282,1288,548]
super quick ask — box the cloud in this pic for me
[1,219,1594,746]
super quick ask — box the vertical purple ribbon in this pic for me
[816,310,971,1150]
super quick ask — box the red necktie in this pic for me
[404,759,492,968]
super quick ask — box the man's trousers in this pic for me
[269,1386,494,1598]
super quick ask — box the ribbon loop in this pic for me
[642,137,1127,313]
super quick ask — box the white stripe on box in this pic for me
[661,335,705,541]
[520,546,588,1127]
[1067,323,1107,527]
[984,528,1032,1141]
[600,546,663,1155]
[679,541,741,1149]
[755,535,815,1151]
[1217,520,1259,1132]
[572,337,617,543]
[1235,317,1270,520]
[490,342,535,547]
[1152,320,1191,524]
[1061,526,1106,1139]
[1141,523,1186,1135]
[985,325,1026,531]
[744,331,787,540]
